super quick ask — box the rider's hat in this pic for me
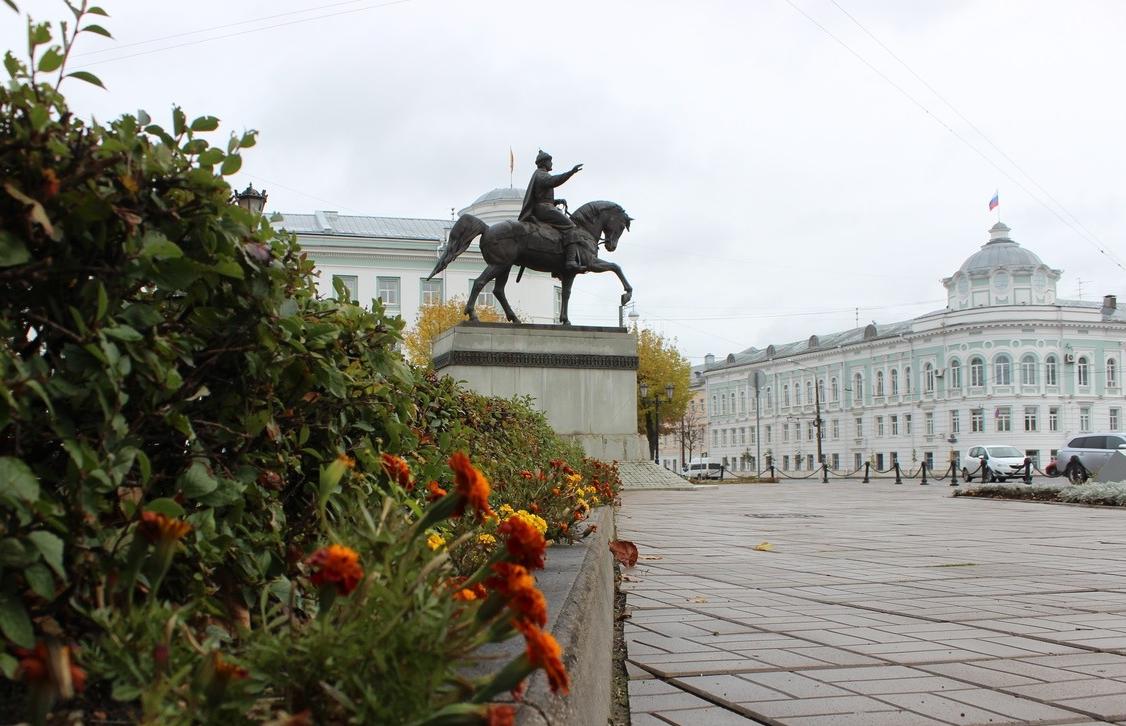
[535,149,552,166]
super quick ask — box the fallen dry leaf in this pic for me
[688,596,709,603]
[638,555,664,561]
[621,574,641,582]
[609,539,639,568]
[753,542,774,552]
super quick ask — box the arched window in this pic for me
[994,354,1012,386]
[795,382,802,404]
[890,369,899,396]
[805,381,812,404]
[970,357,985,387]
[924,363,935,393]
[875,370,885,396]
[1045,355,1057,386]
[905,366,912,394]
[853,373,863,404]
[739,390,746,413]
[818,378,825,403]
[1109,358,1118,388]
[831,377,839,402]
[730,392,736,413]
[1020,354,1037,386]
[783,384,790,406]
[1078,357,1090,387]
[711,395,717,414]
[949,359,961,389]
[765,386,773,411]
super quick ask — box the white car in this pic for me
[961,445,1029,483]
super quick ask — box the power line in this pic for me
[781,0,1126,273]
[827,0,1126,273]
[71,0,418,69]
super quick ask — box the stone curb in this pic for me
[516,505,616,725]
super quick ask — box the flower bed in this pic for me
[954,481,1126,506]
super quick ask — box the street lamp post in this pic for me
[232,183,268,214]
[640,381,675,466]
[749,370,762,474]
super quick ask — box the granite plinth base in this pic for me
[432,322,640,461]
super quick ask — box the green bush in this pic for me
[0,6,613,723]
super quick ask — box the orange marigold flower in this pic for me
[426,480,447,502]
[211,651,249,683]
[137,510,192,545]
[497,515,547,570]
[306,544,364,595]
[381,453,413,489]
[448,577,487,601]
[516,621,569,694]
[519,470,533,479]
[17,641,86,697]
[486,704,516,726]
[551,487,561,496]
[449,452,495,520]
[529,502,540,514]
[486,562,547,627]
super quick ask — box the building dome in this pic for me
[957,223,1046,274]
[458,187,522,224]
[943,222,1060,310]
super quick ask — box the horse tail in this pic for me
[428,214,488,280]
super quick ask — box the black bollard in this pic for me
[863,461,870,483]
[920,460,928,485]
[822,462,829,484]
[769,464,775,481]
[950,461,960,487]
[980,456,987,483]
[1023,458,1033,485]
[894,461,902,485]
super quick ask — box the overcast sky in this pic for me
[9,0,1126,363]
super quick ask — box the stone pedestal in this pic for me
[432,322,640,461]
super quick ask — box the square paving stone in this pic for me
[741,695,900,718]
[1056,694,1126,720]
[656,706,769,725]
[629,690,718,713]
[876,692,1019,725]
[673,674,790,704]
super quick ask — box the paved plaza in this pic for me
[618,481,1126,725]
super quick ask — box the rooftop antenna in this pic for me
[508,147,515,188]
[450,207,455,221]
[855,307,859,328]
[1076,277,1086,301]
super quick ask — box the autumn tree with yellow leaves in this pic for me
[635,327,691,462]
[404,296,506,365]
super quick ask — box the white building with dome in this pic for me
[272,187,560,326]
[698,221,1126,477]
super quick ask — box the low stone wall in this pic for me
[517,505,616,725]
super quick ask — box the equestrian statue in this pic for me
[427,150,633,325]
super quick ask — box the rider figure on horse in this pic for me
[518,149,585,272]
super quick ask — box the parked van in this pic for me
[682,459,724,480]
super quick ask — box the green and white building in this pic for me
[702,222,1126,475]
[274,187,559,325]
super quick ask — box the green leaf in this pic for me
[95,281,108,321]
[190,115,219,132]
[27,531,64,578]
[27,104,47,132]
[220,153,242,176]
[145,498,184,518]
[0,231,29,267]
[111,681,142,702]
[136,450,152,485]
[65,70,105,89]
[137,108,150,126]
[139,231,182,260]
[103,325,143,342]
[0,592,34,648]
[0,652,17,681]
[86,6,109,16]
[4,51,21,78]
[2,1,18,14]
[212,259,244,279]
[179,461,217,499]
[23,563,54,600]
[318,456,350,511]
[0,457,38,503]
[198,148,224,166]
[81,23,112,38]
[173,106,186,136]
[36,47,63,72]
[28,22,51,50]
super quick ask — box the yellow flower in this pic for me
[477,534,497,546]
[498,504,516,518]
[566,473,583,485]
[427,533,446,550]
[506,509,548,536]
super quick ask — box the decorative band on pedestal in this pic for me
[432,350,639,371]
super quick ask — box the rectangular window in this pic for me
[795,455,802,470]
[905,414,912,435]
[832,453,840,469]
[1112,408,1121,431]
[996,407,1011,433]
[854,452,862,470]
[783,455,790,470]
[1080,407,1091,432]
[877,416,885,437]
[721,429,727,446]
[890,415,899,436]
[711,430,717,446]
[377,276,401,309]
[951,410,960,434]
[750,427,757,444]
[807,422,814,441]
[1025,449,1040,467]
[1049,406,1059,432]
[470,278,496,308]
[925,412,934,435]
[420,278,444,306]
[807,454,814,470]
[783,425,789,443]
[876,453,885,470]
[924,451,934,469]
[1024,406,1038,432]
[765,425,772,444]
[971,409,984,433]
[831,419,840,439]
[855,417,863,438]
[332,274,359,302]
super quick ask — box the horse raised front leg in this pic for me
[583,259,633,306]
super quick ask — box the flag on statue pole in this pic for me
[508,147,515,174]
[988,191,999,211]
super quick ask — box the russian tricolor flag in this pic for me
[988,191,999,211]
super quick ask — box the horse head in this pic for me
[572,200,633,252]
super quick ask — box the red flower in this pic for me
[381,453,413,490]
[137,510,192,545]
[306,544,364,595]
[17,641,86,697]
[516,621,569,694]
[498,515,547,570]
[486,704,516,726]
[519,470,533,480]
[486,562,547,627]
[449,452,495,520]
[426,480,448,502]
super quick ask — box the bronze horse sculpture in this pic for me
[427,200,633,325]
